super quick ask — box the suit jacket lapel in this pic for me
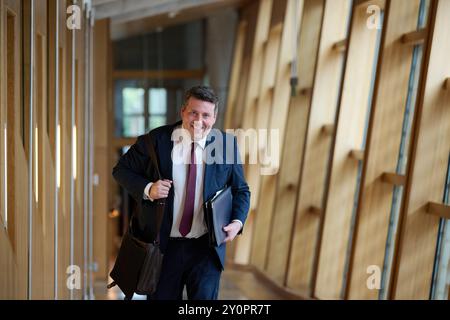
[158,121,182,181]
[203,131,217,201]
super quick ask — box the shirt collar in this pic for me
[175,125,208,150]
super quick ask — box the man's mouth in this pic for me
[191,123,205,131]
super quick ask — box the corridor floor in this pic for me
[95,268,284,300]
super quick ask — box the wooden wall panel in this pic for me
[31,0,53,299]
[346,0,421,300]
[391,0,450,299]
[74,11,86,300]
[0,0,28,299]
[241,0,272,132]
[241,0,272,212]
[249,4,286,268]
[265,0,324,286]
[93,18,110,281]
[229,0,258,131]
[224,20,247,131]
[224,18,249,264]
[228,0,268,265]
[286,0,351,296]
[251,0,303,273]
[315,0,386,300]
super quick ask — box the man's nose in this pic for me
[194,115,203,122]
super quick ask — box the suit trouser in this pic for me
[150,234,222,300]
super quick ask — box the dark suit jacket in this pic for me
[112,121,251,269]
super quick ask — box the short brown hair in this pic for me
[183,86,219,114]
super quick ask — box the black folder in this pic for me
[204,186,233,247]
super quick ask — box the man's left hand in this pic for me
[223,221,241,243]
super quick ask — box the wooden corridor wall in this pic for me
[225,0,450,300]
[0,0,110,299]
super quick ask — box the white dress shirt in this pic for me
[143,129,242,238]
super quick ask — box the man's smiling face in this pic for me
[180,97,217,140]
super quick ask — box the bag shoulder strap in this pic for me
[143,133,165,244]
[144,133,162,180]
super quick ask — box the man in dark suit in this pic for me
[113,86,250,300]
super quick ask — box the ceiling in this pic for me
[92,0,250,40]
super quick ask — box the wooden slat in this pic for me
[240,0,272,213]
[1,0,28,299]
[321,124,335,135]
[308,206,322,215]
[349,149,364,161]
[401,28,426,45]
[93,18,111,284]
[229,0,271,266]
[224,21,247,130]
[314,0,386,300]
[300,87,312,96]
[250,0,297,268]
[256,1,310,285]
[264,0,324,286]
[287,0,352,295]
[381,172,406,186]
[332,39,347,52]
[391,0,450,299]
[345,0,422,300]
[427,202,450,219]
[248,17,284,267]
[241,0,272,132]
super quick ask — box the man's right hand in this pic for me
[149,179,172,199]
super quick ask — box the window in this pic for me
[148,88,167,131]
[122,87,145,137]
[116,81,170,137]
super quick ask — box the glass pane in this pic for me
[149,116,167,131]
[149,88,167,114]
[123,116,145,137]
[431,155,450,299]
[418,0,431,29]
[379,1,429,299]
[123,88,145,115]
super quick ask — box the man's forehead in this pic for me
[185,99,215,112]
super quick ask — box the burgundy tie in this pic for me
[179,142,197,237]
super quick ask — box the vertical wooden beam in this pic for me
[1,0,27,299]
[391,0,450,299]
[224,20,247,130]
[286,0,352,296]
[225,0,259,266]
[265,0,325,286]
[250,0,303,272]
[241,0,272,132]
[249,19,284,269]
[346,0,422,300]
[93,18,111,282]
[314,0,386,299]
